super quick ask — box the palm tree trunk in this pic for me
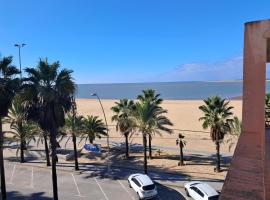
[44,135,51,166]
[125,132,129,158]
[50,127,59,200]
[90,138,93,144]
[20,140,25,163]
[20,123,25,163]
[215,141,221,172]
[179,143,184,166]
[0,117,7,200]
[72,134,79,170]
[148,134,152,159]
[71,107,79,170]
[143,134,148,174]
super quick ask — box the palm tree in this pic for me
[22,58,75,200]
[132,101,173,174]
[265,93,270,127]
[4,96,39,163]
[80,116,107,144]
[37,130,64,167]
[137,89,163,159]
[137,89,163,105]
[176,133,186,166]
[226,116,242,152]
[0,56,20,200]
[41,131,51,166]
[111,99,136,158]
[199,96,234,172]
[63,100,84,170]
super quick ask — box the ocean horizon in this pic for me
[76,81,270,100]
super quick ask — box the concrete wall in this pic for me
[242,20,270,134]
[221,19,270,200]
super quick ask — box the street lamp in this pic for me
[14,43,26,79]
[91,93,111,175]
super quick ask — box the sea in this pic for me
[76,81,270,100]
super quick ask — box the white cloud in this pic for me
[75,56,270,83]
[159,56,244,81]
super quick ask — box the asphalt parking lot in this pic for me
[2,162,187,200]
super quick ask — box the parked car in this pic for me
[128,173,158,199]
[184,181,219,200]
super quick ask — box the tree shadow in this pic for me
[71,144,228,185]
[4,154,43,163]
[4,145,47,163]
[7,191,52,200]
[4,139,227,188]
[155,182,186,200]
[79,152,192,182]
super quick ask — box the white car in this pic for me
[184,181,219,200]
[128,173,158,199]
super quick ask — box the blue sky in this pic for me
[1,0,270,83]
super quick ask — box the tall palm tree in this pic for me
[80,116,107,144]
[0,56,20,200]
[199,96,234,172]
[63,100,84,170]
[4,96,39,163]
[265,93,270,127]
[22,58,75,200]
[111,99,135,158]
[41,131,51,166]
[132,101,173,174]
[137,89,163,159]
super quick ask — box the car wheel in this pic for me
[185,188,190,197]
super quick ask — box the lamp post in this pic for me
[91,93,111,175]
[14,43,26,79]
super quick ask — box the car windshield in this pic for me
[142,184,155,191]
[208,195,219,200]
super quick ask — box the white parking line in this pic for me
[117,180,135,200]
[9,164,16,184]
[71,173,85,197]
[30,167,34,188]
[94,178,109,200]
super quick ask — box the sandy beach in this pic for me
[73,98,242,179]
[75,99,242,155]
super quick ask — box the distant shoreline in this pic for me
[77,80,244,85]
[77,97,243,101]
[77,80,270,85]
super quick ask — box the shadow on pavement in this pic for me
[156,182,186,200]
[7,191,52,200]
